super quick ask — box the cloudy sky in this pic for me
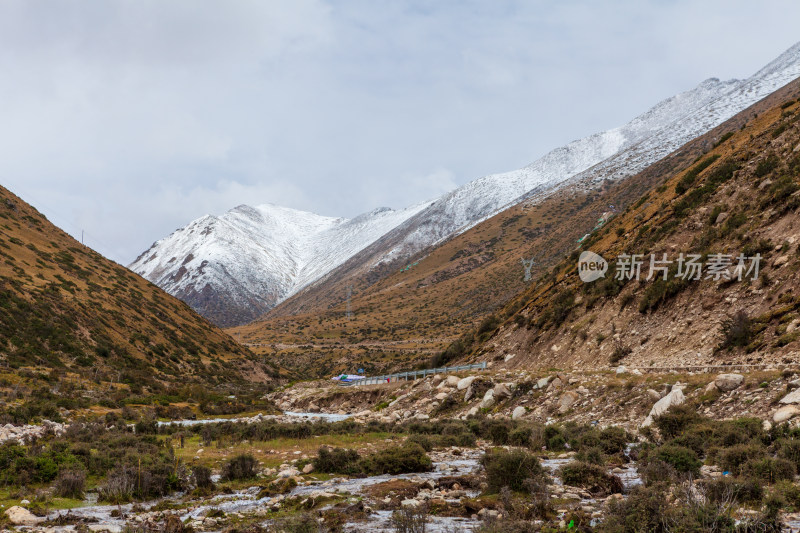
[1,1,799,264]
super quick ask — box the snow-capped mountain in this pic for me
[130,201,432,326]
[132,41,800,327]
[371,42,800,265]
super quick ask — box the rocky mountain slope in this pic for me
[457,84,800,372]
[233,68,800,380]
[134,42,800,329]
[0,185,275,404]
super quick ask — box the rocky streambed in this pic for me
[30,444,643,533]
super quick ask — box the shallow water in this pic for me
[156,411,352,427]
[344,509,480,532]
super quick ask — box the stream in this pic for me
[42,439,644,532]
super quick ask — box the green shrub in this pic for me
[719,444,765,476]
[674,155,721,195]
[361,442,432,476]
[777,438,800,470]
[718,311,755,351]
[701,477,763,504]
[481,448,546,493]
[221,454,259,481]
[639,459,676,487]
[755,154,780,177]
[560,461,623,495]
[741,457,795,484]
[313,447,360,474]
[598,485,670,533]
[653,445,701,476]
[653,404,702,439]
[54,469,86,498]
[191,465,213,490]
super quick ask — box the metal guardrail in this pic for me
[338,362,488,387]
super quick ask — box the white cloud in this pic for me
[0,1,799,263]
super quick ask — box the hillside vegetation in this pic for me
[460,82,800,371]
[0,186,277,422]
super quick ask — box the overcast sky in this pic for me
[1,1,799,264]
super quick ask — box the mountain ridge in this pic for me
[133,42,800,330]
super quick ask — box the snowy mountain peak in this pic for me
[130,200,432,326]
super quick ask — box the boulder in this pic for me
[646,389,662,402]
[493,383,512,400]
[774,255,790,268]
[464,385,475,402]
[457,376,476,390]
[401,499,421,508]
[536,377,550,389]
[446,376,460,387]
[511,406,526,420]
[780,388,800,404]
[4,506,42,526]
[558,391,579,414]
[615,366,627,374]
[302,463,315,474]
[480,390,495,409]
[642,387,685,427]
[773,405,800,424]
[434,392,449,401]
[504,353,516,362]
[278,467,300,478]
[715,374,744,392]
[548,377,563,390]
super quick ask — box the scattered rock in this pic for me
[504,353,516,362]
[774,255,790,268]
[646,389,662,402]
[512,406,526,420]
[401,499,421,508]
[615,366,627,374]
[457,376,476,390]
[302,463,315,474]
[715,374,744,392]
[480,390,495,409]
[446,376,460,387]
[493,383,512,400]
[4,506,42,526]
[774,405,800,424]
[558,391,579,414]
[780,389,800,404]
[642,387,685,427]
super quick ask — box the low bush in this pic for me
[652,445,701,477]
[741,457,796,484]
[191,465,213,490]
[54,469,86,499]
[313,447,360,475]
[653,405,702,440]
[701,477,763,505]
[560,461,623,496]
[361,442,432,476]
[481,448,546,493]
[221,454,259,481]
[639,459,676,487]
[719,444,765,476]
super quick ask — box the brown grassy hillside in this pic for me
[0,185,278,420]
[460,83,800,371]
[231,81,800,379]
